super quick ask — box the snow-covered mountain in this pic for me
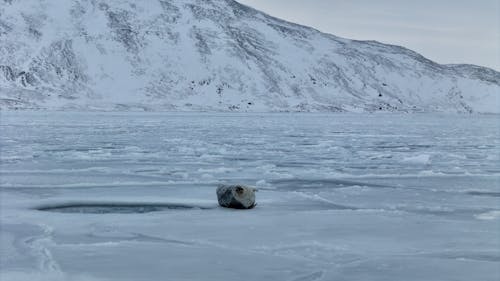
[1,0,499,112]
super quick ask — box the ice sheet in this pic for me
[1,112,499,280]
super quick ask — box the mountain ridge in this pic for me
[0,0,499,112]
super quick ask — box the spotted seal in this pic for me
[216,184,256,209]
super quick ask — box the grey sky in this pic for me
[238,0,500,71]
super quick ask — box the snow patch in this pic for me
[475,210,500,220]
[402,154,431,164]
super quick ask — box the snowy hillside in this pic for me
[0,0,499,112]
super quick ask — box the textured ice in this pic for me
[1,112,499,281]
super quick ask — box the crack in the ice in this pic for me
[290,271,324,281]
[24,224,62,275]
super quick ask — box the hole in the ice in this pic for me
[36,203,215,214]
[466,191,500,197]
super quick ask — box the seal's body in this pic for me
[216,184,256,209]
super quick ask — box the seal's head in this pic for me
[232,185,256,209]
[235,186,245,195]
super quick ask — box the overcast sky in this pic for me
[238,0,499,71]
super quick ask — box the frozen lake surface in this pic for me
[1,112,499,281]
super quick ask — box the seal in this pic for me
[216,184,256,209]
